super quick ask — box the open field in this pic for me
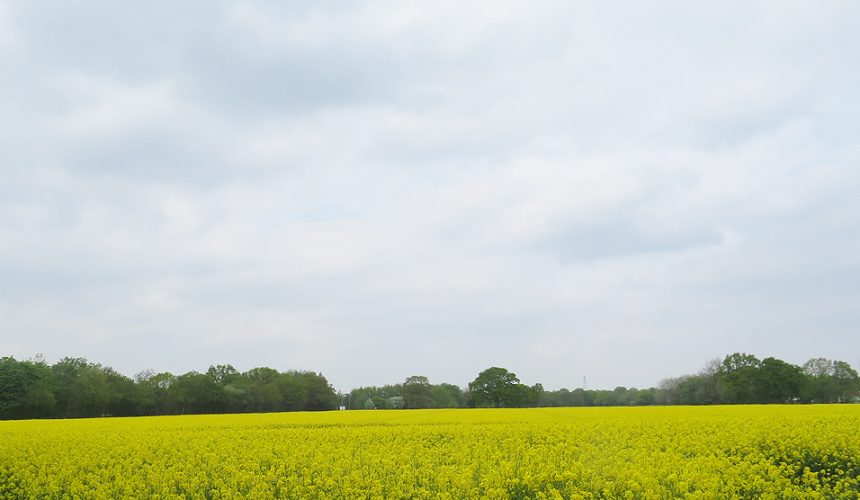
[1,406,859,498]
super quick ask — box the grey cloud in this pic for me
[2,1,860,390]
[63,127,232,184]
[547,219,723,261]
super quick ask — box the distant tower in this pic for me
[583,376,587,390]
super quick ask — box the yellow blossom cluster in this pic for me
[1,405,858,498]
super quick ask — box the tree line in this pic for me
[347,369,544,410]
[347,354,859,409]
[2,352,858,419]
[656,354,859,405]
[0,356,339,420]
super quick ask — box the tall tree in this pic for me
[294,372,338,411]
[136,370,176,415]
[430,383,465,408]
[831,361,860,402]
[468,367,520,407]
[172,372,225,414]
[402,376,435,409]
[51,357,112,418]
[802,358,860,403]
[207,364,240,385]
[0,357,56,419]
[716,353,761,404]
[756,357,803,403]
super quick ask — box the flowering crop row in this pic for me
[1,405,858,498]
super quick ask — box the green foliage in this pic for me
[756,357,804,403]
[402,375,435,409]
[802,358,860,403]
[348,379,467,410]
[468,367,541,408]
[716,353,762,404]
[0,357,56,419]
[0,356,340,420]
[1,352,858,421]
[207,364,240,385]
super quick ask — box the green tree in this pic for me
[539,388,573,407]
[676,376,711,405]
[274,373,306,411]
[468,367,520,407]
[756,357,803,403]
[51,358,115,417]
[802,358,860,403]
[0,357,56,419]
[207,364,240,385]
[635,388,657,405]
[291,372,338,411]
[831,361,860,402]
[402,376,435,409]
[521,383,543,407]
[51,357,89,417]
[243,367,283,412]
[430,383,465,408]
[136,371,177,415]
[251,383,282,412]
[716,353,761,404]
[103,367,139,416]
[172,371,225,414]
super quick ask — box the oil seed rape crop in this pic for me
[1,405,859,499]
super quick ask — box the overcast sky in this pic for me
[2,1,859,391]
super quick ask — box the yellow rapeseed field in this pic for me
[1,406,858,498]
